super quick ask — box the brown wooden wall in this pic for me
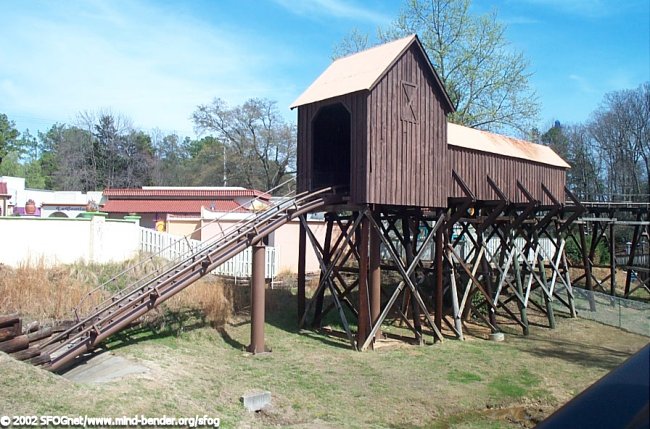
[366,44,450,208]
[296,92,367,201]
[448,146,567,204]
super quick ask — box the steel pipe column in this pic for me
[248,243,268,354]
[297,221,307,323]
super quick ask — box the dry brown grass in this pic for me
[0,262,107,322]
[0,259,236,328]
[163,276,234,327]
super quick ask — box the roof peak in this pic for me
[335,34,416,61]
[291,34,453,110]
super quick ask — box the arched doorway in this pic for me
[312,103,351,190]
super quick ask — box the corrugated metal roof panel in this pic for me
[290,35,418,108]
[447,123,571,169]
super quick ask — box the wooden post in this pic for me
[531,229,555,329]
[538,240,556,329]
[449,256,464,341]
[579,223,597,311]
[369,212,382,342]
[512,245,530,336]
[312,214,334,328]
[357,217,370,348]
[297,220,307,324]
[478,230,497,331]
[624,215,642,297]
[403,216,422,344]
[248,243,268,354]
[434,224,444,337]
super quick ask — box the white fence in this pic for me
[211,246,278,280]
[383,235,558,262]
[139,228,278,279]
[140,228,204,261]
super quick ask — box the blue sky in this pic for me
[1,0,648,139]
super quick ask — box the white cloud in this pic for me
[0,0,298,137]
[568,74,597,94]
[273,0,391,25]
[502,15,541,25]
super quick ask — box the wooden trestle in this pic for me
[296,176,589,349]
[562,202,650,299]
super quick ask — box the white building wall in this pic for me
[0,216,139,267]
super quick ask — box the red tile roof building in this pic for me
[102,187,270,229]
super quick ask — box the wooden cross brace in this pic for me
[359,211,445,351]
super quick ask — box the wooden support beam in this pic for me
[625,213,643,297]
[479,233,497,331]
[434,224,444,337]
[360,212,445,351]
[403,216,422,345]
[448,257,464,340]
[0,314,19,329]
[512,246,530,335]
[0,335,29,353]
[357,217,370,347]
[579,223,597,311]
[299,212,364,349]
[559,186,586,233]
[312,215,334,328]
[534,230,556,329]
[369,211,382,342]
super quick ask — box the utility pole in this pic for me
[223,143,227,186]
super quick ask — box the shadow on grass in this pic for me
[516,334,637,371]
[264,287,355,350]
[216,326,246,350]
[103,308,211,352]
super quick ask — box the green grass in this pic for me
[1,289,648,428]
[448,369,483,384]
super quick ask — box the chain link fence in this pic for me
[560,289,649,336]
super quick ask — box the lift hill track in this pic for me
[22,187,342,372]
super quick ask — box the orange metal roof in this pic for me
[103,188,270,200]
[102,199,247,214]
[447,123,571,169]
[290,34,453,111]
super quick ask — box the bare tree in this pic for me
[192,98,296,192]
[589,83,649,202]
[565,124,604,201]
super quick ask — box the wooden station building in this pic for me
[291,34,570,208]
[290,34,579,349]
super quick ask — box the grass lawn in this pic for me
[1,288,648,428]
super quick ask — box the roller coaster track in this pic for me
[37,187,342,372]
